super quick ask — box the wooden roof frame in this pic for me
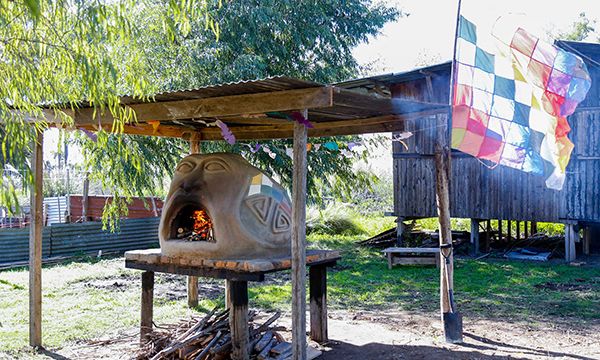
[24,76,456,356]
[34,80,446,141]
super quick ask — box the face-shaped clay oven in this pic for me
[159,153,292,259]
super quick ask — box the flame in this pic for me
[192,209,212,239]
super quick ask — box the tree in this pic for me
[72,1,400,226]
[0,0,219,212]
[558,12,596,41]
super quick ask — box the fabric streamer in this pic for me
[289,111,314,128]
[215,120,236,145]
[323,141,339,151]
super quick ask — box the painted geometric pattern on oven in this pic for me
[246,174,292,233]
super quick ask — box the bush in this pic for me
[306,204,365,236]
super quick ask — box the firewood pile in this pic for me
[137,307,307,360]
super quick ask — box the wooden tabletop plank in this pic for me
[124,248,340,274]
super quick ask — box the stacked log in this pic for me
[138,307,298,360]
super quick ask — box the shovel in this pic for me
[441,244,463,343]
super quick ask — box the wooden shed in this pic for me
[340,40,600,259]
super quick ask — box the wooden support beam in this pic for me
[485,220,491,252]
[565,224,577,262]
[228,280,249,360]
[76,109,442,141]
[396,217,405,247]
[81,173,90,222]
[188,137,200,308]
[507,220,512,240]
[72,87,333,125]
[498,219,503,242]
[140,271,154,343]
[470,219,479,256]
[524,221,529,239]
[583,226,591,256]
[29,129,44,348]
[309,265,328,343]
[516,221,521,241]
[291,111,308,360]
[531,221,538,235]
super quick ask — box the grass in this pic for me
[1,219,599,356]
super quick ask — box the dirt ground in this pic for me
[22,309,600,360]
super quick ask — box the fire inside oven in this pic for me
[171,205,215,242]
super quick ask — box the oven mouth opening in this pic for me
[169,204,215,243]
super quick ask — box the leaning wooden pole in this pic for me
[29,129,44,347]
[435,112,462,343]
[291,111,308,360]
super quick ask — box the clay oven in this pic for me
[159,153,292,259]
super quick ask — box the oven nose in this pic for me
[179,179,202,193]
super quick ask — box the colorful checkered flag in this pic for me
[451,14,592,190]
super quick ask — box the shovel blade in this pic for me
[443,312,463,343]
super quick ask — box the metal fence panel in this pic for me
[0,217,159,265]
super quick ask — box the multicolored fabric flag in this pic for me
[451,15,592,190]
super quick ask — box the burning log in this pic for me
[174,209,216,243]
[138,307,314,360]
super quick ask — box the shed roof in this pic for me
[42,76,445,141]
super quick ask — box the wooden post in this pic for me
[507,220,512,240]
[187,135,201,308]
[564,224,577,262]
[583,226,591,256]
[309,264,328,343]
[82,173,89,222]
[531,221,538,235]
[498,219,503,242]
[524,221,529,239]
[225,280,233,309]
[470,219,479,256]
[485,220,491,252]
[396,217,405,246]
[140,271,154,343]
[434,144,462,343]
[228,280,249,360]
[187,276,199,308]
[29,129,43,348]
[516,221,521,241]
[291,111,309,360]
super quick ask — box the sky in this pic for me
[353,0,600,75]
[46,0,600,175]
[352,0,600,175]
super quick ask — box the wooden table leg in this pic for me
[187,275,199,307]
[309,264,328,343]
[141,271,154,344]
[228,280,249,360]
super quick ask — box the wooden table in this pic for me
[125,248,340,360]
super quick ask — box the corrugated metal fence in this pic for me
[0,217,159,265]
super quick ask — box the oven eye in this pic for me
[176,161,195,174]
[204,160,227,172]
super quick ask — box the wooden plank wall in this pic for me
[393,113,571,223]
[566,111,600,222]
[391,57,600,224]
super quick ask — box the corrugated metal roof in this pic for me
[120,76,323,105]
[335,61,452,90]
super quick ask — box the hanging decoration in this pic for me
[289,111,314,128]
[215,120,236,145]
